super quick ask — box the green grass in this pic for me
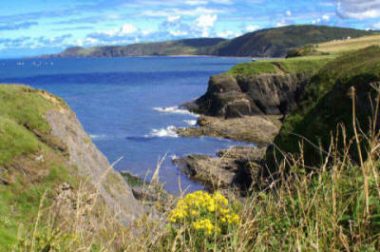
[0,85,76,250]
[0,85,61,166]
[0,163,74,251]
[121,172,144,187]
[317,34,380,55]
[0,117,40,165]
[270,46,380,166]
[228,55,333,76]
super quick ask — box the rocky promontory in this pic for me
[185,72,310,118]
[177,56,330,193]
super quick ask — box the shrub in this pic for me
[168,191,240,250]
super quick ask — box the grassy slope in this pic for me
[56,25,372,58]
[228,55,333,76]
[59,38,226,57]
[270,46,380,166]
[214,25,373,57]
[0,85,76,250]
[288,34,380,58]
[316,34,380,54]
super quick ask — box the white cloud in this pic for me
[286,10,292,17]
[195,14,218,36]
[142,7,224,17]
[337,0,380,19]
[185,0,233,5]
[372,22,380,29]
[185,0,208,5]
[217,30,240,38]
[119,24,137,35]
[245,24,260,32]
[322,14,330,21]
[100,23,138,37]
[276,20,288,27]
[311,14,331,24]
[311,18,322,24]
[167,15,181,22]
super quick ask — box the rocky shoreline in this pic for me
[172,71,312,195]
[173,146,266,196]
[177,115,281,146]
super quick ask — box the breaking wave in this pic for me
[153,106,196,116]
[146,125,178,138]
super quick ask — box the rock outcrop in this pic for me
[46,104,143,224]
[173,147,266,195]
[185,73,310,118]
[177,115,281,145]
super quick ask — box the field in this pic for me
[316,34,380,54]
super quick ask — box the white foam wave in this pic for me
[147,125,178,138]
[89,134,108,140]
[153,106,196,116]
[184,119,197,126]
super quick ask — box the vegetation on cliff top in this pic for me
[0,85,75,250]
[228,55,333,76]
[270,46,380,166]
[0,85,67,165]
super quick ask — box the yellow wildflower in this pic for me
[168,190,240,235]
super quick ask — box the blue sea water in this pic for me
[0,56,252,193]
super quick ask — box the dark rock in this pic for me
[185,73,310,118]
[173,147,266,195]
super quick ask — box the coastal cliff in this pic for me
[186,73,310,118]
[178,46,380,194]
[0,85,142,249]
[180,56,328,144]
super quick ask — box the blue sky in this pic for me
[0,0,380,57]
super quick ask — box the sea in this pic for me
[0,56,253,193]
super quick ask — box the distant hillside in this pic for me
[55,38,226,57]
[51,25,374,58]
[287,34,380,58]
[213,25,374,57]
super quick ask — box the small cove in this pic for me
[0,56,252,193]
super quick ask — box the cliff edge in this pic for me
[0,85,142,249]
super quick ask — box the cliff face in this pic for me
[0,85,142,249]
[46,108,143,224]
[186,73,310,118]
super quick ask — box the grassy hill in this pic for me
[316,34,380,54]
[56,38,226,57]
[287,34,380,58]
[214,25,373,57]
[51,25,373,58]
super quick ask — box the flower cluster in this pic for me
[168,191,240,236]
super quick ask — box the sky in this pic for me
[1,0,380,57]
